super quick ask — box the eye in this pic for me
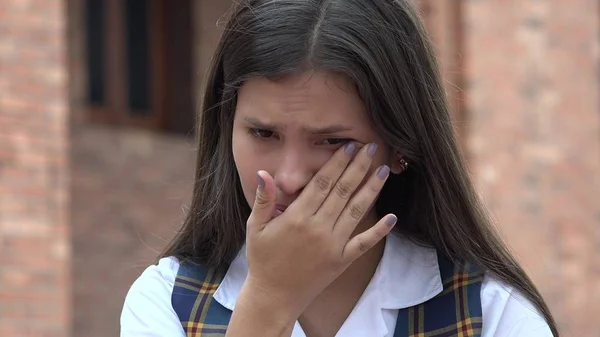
[249,128,275,139]
[319,138,352,146]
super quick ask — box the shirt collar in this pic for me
[213,232,443,333]
[378,231,443,309]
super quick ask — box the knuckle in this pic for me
[369,183,383,194]
[357,161,370,174]
[306,227,327,245]
[315,230,330,243]
[316,209,335,223]
[334,180,352,199]
[314,174,333,192]
[289,216,304,228]
[348,203,365,220]
[326,257,343,271]
[253,195,270,208]
[356,237,370,253]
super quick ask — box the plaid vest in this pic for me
[172,253,485,337]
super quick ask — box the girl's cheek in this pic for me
[235,151,268,204]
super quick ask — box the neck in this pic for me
[320,211,387,299]
[298,214,386,335]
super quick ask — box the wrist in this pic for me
[226,279,297,336]
[236,277,300,324]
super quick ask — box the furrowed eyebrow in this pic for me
[243,117,279,131]
[305,124,353,135]
[242,117,353,135]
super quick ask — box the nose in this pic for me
[274,148,314,197]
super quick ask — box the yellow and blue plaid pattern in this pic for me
[172,261,231,336]
[394,254,485,337]
[172,253,484,337]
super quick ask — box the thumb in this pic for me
[248,170,276,229]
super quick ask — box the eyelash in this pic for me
[247,128,352,146]
[248,128,276,139]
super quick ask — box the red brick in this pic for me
[0,0,70,335]
[459,0,600,335]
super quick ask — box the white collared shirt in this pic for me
[120,232,553,336]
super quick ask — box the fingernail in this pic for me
[345,142,356,155]
[367,143,378,157]
[385,215,397,227]
[377,165,390,179]
[257,173,265,189]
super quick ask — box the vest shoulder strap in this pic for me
[393,253,485,337]
[171,260,231,336]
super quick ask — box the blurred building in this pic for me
[0,0,598,336]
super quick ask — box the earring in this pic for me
[399,158,409,172]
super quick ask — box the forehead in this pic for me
[235,71,368,126]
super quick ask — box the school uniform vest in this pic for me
[171,252,485,337]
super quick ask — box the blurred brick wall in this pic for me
[68,1,599,336]
[420,1,599,335]
[461,1,600,336]
[71,126,195,337]
[1,0,592,336]
[0,0,71,336]
[68,1,231,336]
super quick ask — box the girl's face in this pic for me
[232,71,400,221]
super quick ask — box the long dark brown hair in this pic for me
[160,0,558,334]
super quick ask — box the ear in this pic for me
[390,152,408,174]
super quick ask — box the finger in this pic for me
[291,142,357,214]
[247,170,276,230]
[333,164,390,239]
[342,214,397,263]
[315,143,378,222]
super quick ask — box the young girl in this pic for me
[120,0,558,336]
